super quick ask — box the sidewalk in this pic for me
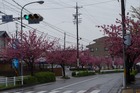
[121,73,140,93]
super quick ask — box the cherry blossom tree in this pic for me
[98,14,140,83]
[47,45,77,77]
[93,56,104,72]
[79,50,92,69]
[103,57,112,70]
[2,30,57,76]
[114,57,123,69]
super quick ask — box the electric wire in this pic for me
[3,0,80,40]
[0,0,121,46]
[80,0,117,7]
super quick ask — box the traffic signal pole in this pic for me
[20,1,44,85]
[121,0,128,88]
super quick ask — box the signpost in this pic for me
[2,15,13,22]
[12,58,19,69]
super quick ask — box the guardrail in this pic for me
[0,76,24,87]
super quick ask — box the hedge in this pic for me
[72,71,95,77]
[23,71,56,85]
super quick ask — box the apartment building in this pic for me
[86,36,110,57]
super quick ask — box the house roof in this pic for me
[93,36,108,42]
[86,36,109,48]
[0,31,9,38]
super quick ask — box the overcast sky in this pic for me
[0,0,140,48]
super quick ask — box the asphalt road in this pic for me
[1,73,123,93]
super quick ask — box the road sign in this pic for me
[12,58,19,69]
[2,15,13,22]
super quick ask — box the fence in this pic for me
[0,76,24,87]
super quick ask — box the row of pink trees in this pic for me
[98,14,140,83]
[1,29,123,77]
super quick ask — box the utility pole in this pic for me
[15,22,18,39]
[64,32,66,50]
[73,2,82,67]
[121,0,128,88]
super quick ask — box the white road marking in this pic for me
[76,90,87,93]
[90,90,101,93]
[63,90,73,93]
[37,91,47,93]
[52,77,98,91]
[2,89,100,93]
[25,91,34,93]
[48,90,59,93]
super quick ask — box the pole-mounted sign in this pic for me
[2,15,13,22]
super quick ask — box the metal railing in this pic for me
[0,76,24,87]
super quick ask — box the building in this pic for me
[0,31,13,76]
[86,36,110,57]
[0,31,9,60]
[0,31,9,49]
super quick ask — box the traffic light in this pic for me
[24,15,29,20]
[24,14,43,24]
[124,34,131,46]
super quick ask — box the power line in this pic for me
[0,12,80,46]
[1,0,92,45]
[81,0,117,7]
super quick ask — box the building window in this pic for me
[104,47,108,51]
[95,48,98,51]
[90,48,94,52]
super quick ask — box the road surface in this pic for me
[1,73,123,93]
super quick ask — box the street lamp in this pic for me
[20,0,44,85]
[21,1,44,33]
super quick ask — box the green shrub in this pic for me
[130,74,135,82]
[130,69,138,76]
[88,71,95,75]
[72,71,76,76]
[100,69,123,74]
[72,71,95,77]
[23,76,38,84]
[34,72,56,83]
[77,71,88,76]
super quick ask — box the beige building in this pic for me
[86,36,115,69]
[86,36,110,57]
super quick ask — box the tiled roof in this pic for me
[0,31,9,37]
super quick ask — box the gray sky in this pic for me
[0,0,140,48]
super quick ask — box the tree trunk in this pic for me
[97,65,101,73]
[51,63,54,72]
[61,64,65,77]
[126,55,131,84]
[30,58,34,76]
[30,62,34,76]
